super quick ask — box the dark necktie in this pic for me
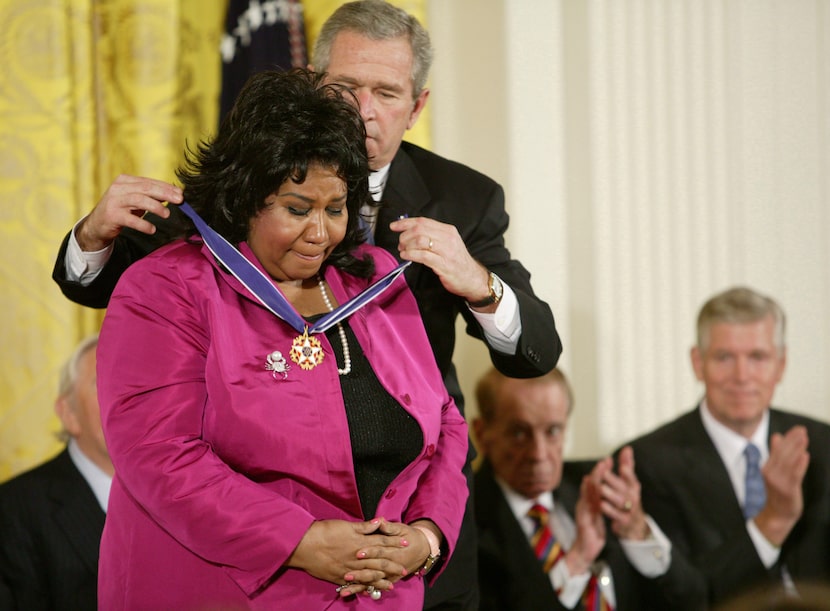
[358,212,374,245]
[743,443,766,519]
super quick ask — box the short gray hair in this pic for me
[58,334,99,400]
[312,0,434,98]
[696,287,786,352]
[55,335,99,442]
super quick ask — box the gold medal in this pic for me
[289,328,324,370]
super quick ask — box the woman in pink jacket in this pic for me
[96,69,468,610]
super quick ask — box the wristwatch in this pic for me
[468,271,504,308]
[415,549,441,577]
[414,525,442,576]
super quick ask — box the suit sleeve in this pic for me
[98,256,314,597]
[51,209,189,308]
[0,484,51,610]
[459,180,561,378]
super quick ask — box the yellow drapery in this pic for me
[0,0,427,481]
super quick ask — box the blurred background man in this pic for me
[628,286,830,608]
[473,367,697,611]
[0,335,111,611]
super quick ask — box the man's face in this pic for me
[57,346,111,472]
[691,315,786,437]
[321,30,429,170]
[475,378,569,499]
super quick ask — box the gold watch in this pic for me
[415,549,441,576]
[468,272,504,308]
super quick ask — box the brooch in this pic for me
[265,350,290,380]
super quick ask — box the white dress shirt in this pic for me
[699,402,779,567]
[67,438,112,513]
[497,476,672,609]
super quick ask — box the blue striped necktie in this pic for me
[743,443,766,519]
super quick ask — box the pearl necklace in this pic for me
[317,275,352,376]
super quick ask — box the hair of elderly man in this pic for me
[312,0,434,99]
[696,286,786,353]
[475,367,574,424]
[56,334,99,442]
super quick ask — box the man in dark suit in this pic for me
[473,367,700,611]
[50,3,560,609]
[627,286,830,609]
[0,335,112,611]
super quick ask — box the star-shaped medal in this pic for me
[289,328,325,370]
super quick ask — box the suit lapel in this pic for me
[49,451,106,573]
[374,146,431,257]
[678,411,747,535]
[476,461,559,607]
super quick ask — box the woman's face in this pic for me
[248,163,348,283]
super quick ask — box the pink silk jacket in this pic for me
[97,239,468,610]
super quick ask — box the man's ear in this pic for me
[690,346,704,382]
[55,396,80,437]
[472,417,489,454]
[406,88,430,130]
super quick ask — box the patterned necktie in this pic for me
[527,503,564,572]
[528,503,615,611]
[582,572,614,611]
[743,443,766,519]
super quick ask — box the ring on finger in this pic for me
[622,499,633,511]
[336,582,353,594]
[427,237,433,250]
[367,585,382,601]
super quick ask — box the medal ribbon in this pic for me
[180,202,410,334]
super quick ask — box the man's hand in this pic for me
[597,447,650,541]
[389,217,494,310]
[75,174,183,251]
[754,425,809,546]
[566,470,607,576]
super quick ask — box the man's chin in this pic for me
[519,479,557,499]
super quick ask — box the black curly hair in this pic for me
[177,68,374,277]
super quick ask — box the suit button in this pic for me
[401,394,412,405]
[425,444,436,457]
[385,488,397,499]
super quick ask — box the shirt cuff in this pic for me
[747,518,781,568]
[550,557,591,609]
[65,217,114,285]
[467,281,521,354]
[618,515,672,577]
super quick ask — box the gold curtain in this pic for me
[0,0,224,480]
[0,0,426,482]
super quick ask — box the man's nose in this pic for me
[734,356,751,381]
[528,434,548,461]
[355,89,375,120]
